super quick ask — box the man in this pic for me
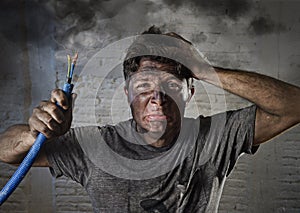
[0,26,299,212]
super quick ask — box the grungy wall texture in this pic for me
[0,0,299,212]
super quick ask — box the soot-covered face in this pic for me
[125,59,193,140]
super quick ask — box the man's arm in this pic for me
[0,124,49,166]
[197,67,300,145]
[0,89,74,167]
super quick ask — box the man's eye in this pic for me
[167,82,182,91]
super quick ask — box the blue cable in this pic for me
[0,78,74,206]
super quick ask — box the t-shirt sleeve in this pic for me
[206,105,258,177]
[44,128,91,186]
[225,105,258,175]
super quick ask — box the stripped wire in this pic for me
[70,52,78,79]
[67,52,78,83]
[67,54,71,78]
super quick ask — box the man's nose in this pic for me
[151,89,166,105]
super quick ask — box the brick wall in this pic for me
[0,0,299,212]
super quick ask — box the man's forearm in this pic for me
[0,124,35,164]
[202,67,300,119]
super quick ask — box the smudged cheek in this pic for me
[167,93,187,114]
[129,94,150,120]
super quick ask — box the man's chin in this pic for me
[138,121,166,137]
[149,120,167,131]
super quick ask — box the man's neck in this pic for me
[137,126,180,148]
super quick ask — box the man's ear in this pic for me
[124,86,130,103]
[124,86,128,95]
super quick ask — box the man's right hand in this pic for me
[28,89,75,140]
[0,89,75,165]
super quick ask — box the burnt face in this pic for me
[125,59,193,140]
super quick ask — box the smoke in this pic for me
[0,0,159,51]
[0,0,293,56]
[248,16,287,35]
[44,0,160,50]
[161,0,288,37]
[162,0,253,20]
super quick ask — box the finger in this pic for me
[28,123,39,138]
[50,89,70,110]
[36,111,61,133]
[29,112,54,138]
[33,106,62,132]
[39,101,65,124]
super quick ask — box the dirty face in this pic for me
[125,59,193,140]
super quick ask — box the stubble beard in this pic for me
[136,118,181,147]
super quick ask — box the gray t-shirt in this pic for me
[45,105,257,213]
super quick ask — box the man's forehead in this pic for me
[130,69,181,82]
[138,59,176,72]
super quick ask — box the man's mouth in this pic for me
[145,114,167,121]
